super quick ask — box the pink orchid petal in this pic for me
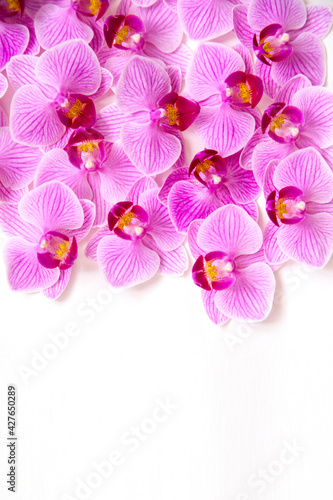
[139,188,185,251]
[35,5,93,49]
[186,43,244,101]
[35,149,92,200]
[158,167,189,205]
[271,32,326,86]
[85,225,111,261]
[188,219,205,260]
[290,5,333,40]
[248,0,307,31]
[0,185,27,204]
[202,290,230,325]
[36,39,101,95]
[0,127,42,189]
[66,200,95,241]
[0,203,41,242]
[168,180,223,233]
[264,221,289,265]
[25,0,70,18]
[42,268,72,300]
[197,205,263,257]
[263,159,279,199]
[5,237,60,292]
[104,49,133,86]
[214,262,275,321]
[232,43,254,73]
[143,234,188,276]
[121,121,181,175]
[99,142,142,204]
[274,148,333,203]
[293,86,333,149]
[126,176,158,204]
[7,54,54,95]
[117,56,171,114]
[0,73,7,98]
[275,74,312,104]
[132,0,157,6]
[133,0,182,53]
[18,181,84,232]
[87,172,110,227]
[144,42,192,77]
[224,152,261,204]
[89,68,113,101]
[97,236,160,287]
[252,140,295,186]
[234,247,266,269]
[179,0,234,40]
[0,104,8,127]
[10,84,66,147]
[254,60,280,100]
[233,5,253,50]
[240,128,267,170]
[278,213,333,267]
[194,103,255,157]
[95,104,128,142]
[0,22,29,71]
[165,66,182,94]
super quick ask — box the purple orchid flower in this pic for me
[233,0,333,92]
[32,0,108,50]
[158,149,260,233]
[186,43,263,157]
[240,76,333,185]
[35,127,143,227]
[188,205,276,324]
[8,39,108,148]
[179,0,249,41]
[108,56,199,175]
[0,125,42,196]
[99,0,190,85]
[86,177,188,287]
[263,148,333,268]
[0,181,95,299]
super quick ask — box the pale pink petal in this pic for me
[179,0,234,40]
[214,262,275,321]
[187,219,205,259]
[233,5,253,50]
[202,290,229,325]
[139,188,185,251]
[291,5,333,40]
[197,205,263,257]
[240,128,267,170]
[10,84,66,147]
[7,54,54,94]
[43,268,72,299]
[0,203,41,242]
[0,185,27,204]
[89,68,113,101]
[0,104,8,127]
[18,181,84,232]
[0,73,7,98]
[274,147,333,203]
[278,213,333,267]
[143,234,188,276]
[66,200,95,241]
[0,22,29,71]
[224,152,261,204]
[293,86,333,149]
[35,5,93,50]
[254,60,280,99]
[158,167,189,205]
[126,176,158,204]
[5,237,60,292]
[194,104,255,157]
[85,225,110,261]
[36,39,101,95]
[248,0,307,31]
[88,172,110,227]
[165,65,182,93]
[97,236,160,287]
[272,32,326,87]
[144,42,192,77]
[104,49,133,86]
[252,140,295,186]
[94,104,128,142]
[186,43,244,101]
[121,121,181,175]
[263,222,289,265]
[275,74,312,104]
[232,43,254,73]
[117,56,171,113]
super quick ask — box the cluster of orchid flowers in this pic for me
[0,0,332,325]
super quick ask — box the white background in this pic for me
[1,1,333,499]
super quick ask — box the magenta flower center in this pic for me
[37,231,78,270]
[156,92,200,131]
[192,252,236,291]
[66,127,106,171]
[72,0,108,20]
[104,15,145,51]
[266,187,306,226]
[56,94,96,130]
[253,24,292,66]
[0,0,23,18]
[108,201,149,241]
[262,103,304,144]
[224,71,263,108]
[189,149,227,189]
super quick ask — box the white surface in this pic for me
[1,1,333,499]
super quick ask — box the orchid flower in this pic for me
[188,205,276,324]
[130,0,177,9]
[105,56,199,175]
[100,0,190,84]
[86,178,188,287]
[158,149,260,233]
[186,43,263,157]
[31,0,108,51]
[35,127,143,227]
[0,181,95,299]
[263,147,333,268]
[0,125,42,198]
[241,76,333,185]
[8,39,109,148]
[233,0,333,94]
